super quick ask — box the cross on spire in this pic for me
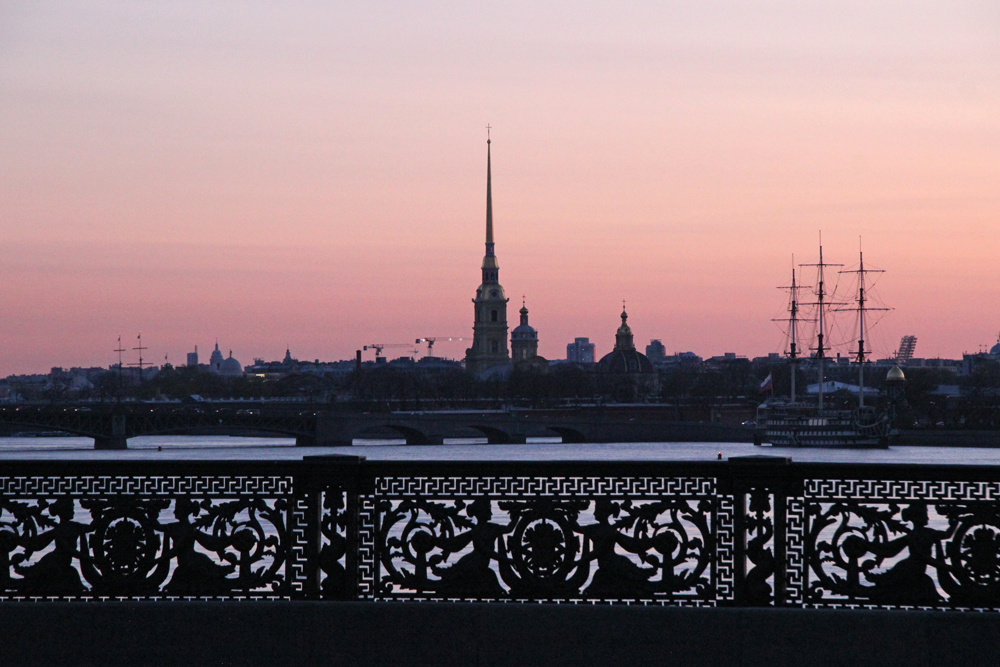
[486,124,491,142]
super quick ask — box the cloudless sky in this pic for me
[2,1,998,374]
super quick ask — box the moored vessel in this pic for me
[756,239,902,448]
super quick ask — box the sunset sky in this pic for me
[2,2,999,374]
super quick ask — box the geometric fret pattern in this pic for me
[2,462,1000,610]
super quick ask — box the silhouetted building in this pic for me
[646,340,666,363]
[566,338,595,364]
[511,302,538,362]
[219,351,243,377]
[209,343,225,373]
[598,308,658,401]
[187,346,199,367]
[599,309,654,375]
[465,136,510,373]
[511,302,548,372]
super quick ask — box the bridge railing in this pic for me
[2,455,1000,610]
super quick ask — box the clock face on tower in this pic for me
[490,290,498,298]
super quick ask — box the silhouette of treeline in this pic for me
[20,359,1000,429]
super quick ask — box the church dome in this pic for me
[598,306,654,374]
[599,348,654,375]
[886,365,905,382]
[511,305,537,339]
[991,342,1000,356]
[209,343,225,372]
[220,352,244,376]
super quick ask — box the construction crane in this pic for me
[415,337,469,358]
[363,343,411,362]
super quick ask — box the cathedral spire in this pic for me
[467,129,509,373]
[481,127,499,280]
[485,126,494,255]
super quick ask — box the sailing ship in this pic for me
[755,240,903,448]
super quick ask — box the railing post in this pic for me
[302,455,367,601]
[728,456,794,607]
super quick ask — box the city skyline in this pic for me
[3,3,999,375]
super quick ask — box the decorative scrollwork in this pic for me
[0,495,289,599]
[742,489,775,606]
[319,488,349,599]
[804,499,1000,608]
[375,494,716,602]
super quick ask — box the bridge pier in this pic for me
[94,435,128,450]
[295,435,317,447]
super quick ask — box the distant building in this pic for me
[598,308,658,401]
[465,137,510,374]
[599,308,654,375]
[705,352,746,366]
[187,346,199,367]
[511,302,548,372]
[663,351,702,367]
[206,343,243,376]
[646,340,666,363]
[511,302,539,362]
[566,338,595,364]
[209,343,225,372]
[219,352,243,377]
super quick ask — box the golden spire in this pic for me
[481,126,499,275]
[485,125,494,251]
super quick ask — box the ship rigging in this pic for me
[756,237,903,448]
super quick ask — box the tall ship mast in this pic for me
[799,238,843,412]
[755,238,903,448]
[836,244,887,411]
[772,261,810,403]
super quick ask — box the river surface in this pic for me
[2,435,1000,465]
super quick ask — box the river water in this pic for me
[1,435,1000,465]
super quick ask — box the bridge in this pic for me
[0,402,753,448]
[2,453,1000,665]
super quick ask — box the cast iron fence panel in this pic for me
[356,463,730,605]
[798,470,1000,610]
[0,462,322,600]
[2,457,1000,610]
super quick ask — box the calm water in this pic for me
[1,435,999,465]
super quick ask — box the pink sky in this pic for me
[2,2,999,374]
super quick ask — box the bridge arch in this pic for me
[386,424,439,446]
[468,425,517,445]
[547,427,587,444]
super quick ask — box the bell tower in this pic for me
[465,130,510,373]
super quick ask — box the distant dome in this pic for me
[220,352,243,376]
[209,343,225,372]
[991,342,1000,356]
[886,365,905,382]
[598,306,654,374]
[511,312,537,339]
[599,348,654,375]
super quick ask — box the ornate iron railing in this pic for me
[2,455,1000,609]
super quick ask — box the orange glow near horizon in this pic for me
[1,3,999,374]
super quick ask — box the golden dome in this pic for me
[886,365,906,382]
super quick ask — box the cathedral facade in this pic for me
[465,137,510,373]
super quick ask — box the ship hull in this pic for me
[755,404,891,448]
